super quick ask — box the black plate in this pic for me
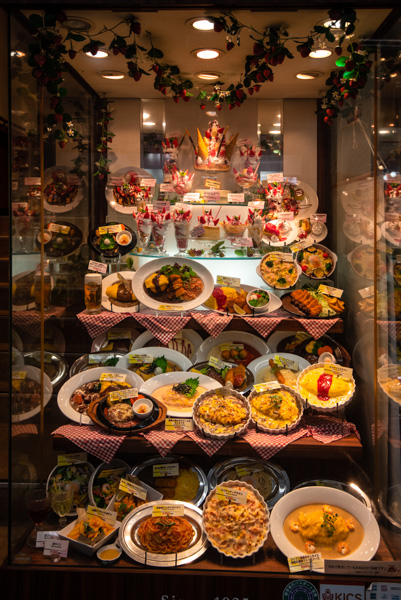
[88,222,136,258]
[277,334,347,366]
[96,392,160,432]
[37,221,83,258]
[281,291,344,319]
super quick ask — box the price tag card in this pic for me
[274,355,299,371]
[208,356,235,371]
[108,388,138,402]
[203,189,220,203]
[154,200,170,211]
[183,192,201,202]
[266,173,284,183]
[215,485,248,505]
[153,463,179,478]
[165,417,194,432]
[88,353,116,365]
[205,179,222,190]
[108,177,123,186]
[248,200,265,210]
[58,452,87,466]
[318,284,344,298]
[235,465,263,477]
[254,381,281,392]
[324,559,401,577]
[97,467,126,479]
[24,177,41,186]
[159,183,173,192]
[268,251,295,262]
[231,237,253,247]
[152,503,185,517]
[98,224,123,235]
[311,214,327,223]
[277,212,294,221]
[190,224,205,238]
[228,193,245,203]
[217,275,241,288]
[86,504,117,525]
[385,212,400,222]
[48,223,70,235]
[396,254,401,264]
[358,286,375,299]
[36,531,60,548]
[12,181,19,191]
[43,539,69,558]
[158,304,185,311]
[140,178,156,188]
[290,240,312,253]
[324,364,353,378]
[288,553,324,573]
[128,353,153,364]
[108,329,131,340]
[12,201,28,210]
[118,478,147,501]
[100,373,127,383]
[12,371,26,380]
[88,260,107,274]
[221,343,244,351]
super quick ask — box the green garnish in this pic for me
[160,263,198,281]
[265,260,274,268]
[277,277,287,285]
[172,377,199,397]
[154,356,168,372]
[103,357,119,367]
[269,394,283,410]
[100,233,116,250]
[321,510,338,538]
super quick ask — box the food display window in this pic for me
[4,2,401,596]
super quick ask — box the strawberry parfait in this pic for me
[171,167,195,196]
[173,207,192,255]
[133,207,152,250]
[247,209,265,254]
[150,208,172,254]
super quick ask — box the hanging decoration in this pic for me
[94,101,114,179]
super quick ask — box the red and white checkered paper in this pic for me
[190,310,233,337]
[378,320,401,341]
[12,424,38,437]
[304,414,360,443]
[12,307,66,337]
[77,310,131,339]
[185,429,227,456]
[241,424,309,460]
[242,316,286,338]
[296,318,340,340]
[140,425,186,457]
[51,424,126,462]
[133,312,192,345]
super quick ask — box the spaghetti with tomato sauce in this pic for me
[136,515,194,554]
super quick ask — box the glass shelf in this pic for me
[131,249,263,260]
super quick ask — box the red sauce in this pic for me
[317,373,332,401]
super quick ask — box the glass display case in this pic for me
[5,3,401,596]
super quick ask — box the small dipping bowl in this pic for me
[116,230,132,246]
[318,352,337,364]
[96,544,122,565]
[246,289,270,314]
[132,397,153,420]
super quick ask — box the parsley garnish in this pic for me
[321,510,338,538]
[154,356,168,372]
[172,377,199,397]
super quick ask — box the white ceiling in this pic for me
[26,7,391,99]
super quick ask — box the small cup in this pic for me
[246,289,270,313]
[318,352,337,364]
[116,230,132,246]
[96,544,122,565]
[132,398,153,420]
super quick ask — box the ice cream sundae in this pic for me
[173,207,192,255]
[171,167,195,196]
[194,120,238,171]
[150,207,172,254]
[162,136,180,183]
[133,207,152,250]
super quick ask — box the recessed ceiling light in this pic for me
[196,72,221,80]
[191,18,215,31]
[269,130,281,134]
[192,49,222,60]
[86,50,108,58]
[99,71,125,80]
[295,71,323,80]
[273,122,281,127]
[309,48,332,59]
[63,17,93,31]
[162,122,166,127]
[10,50,25,57]
[143,113,150,119]
[143,122,156,126]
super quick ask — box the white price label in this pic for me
[253,381,281,392]
[248,200,265,210]
[277,212,294,220]
[290,241,312,253]
[267,252,295,262]
[311,214,327,223]
[215,485,248,505]
[324,364,353,378]
[158,304,185,311]
[266,173,284,183]
[217,275,241,288]
[203,190,220,203]
[228,193,245,203]
[208,356,235,371]
[43,539,69,558]
[97,224,123,234]
[318,285,344,298]
[152,504,185,517]
[152,464,179,478]
[183,192,201,202]
[140,178,156,187]
[108,177,123,186]
[118,478,147,501]
[86,504,117,525]
[88,354,117,365]
[128,353,153,364]
[24,177,41,186]
[324,559,401,577]
[57,452,87,466]
[97,467,126,479]
[107,329,131,340]
[204,179,222,190]
[12,371,26,380]
[99,373,127,383]
[165,417,194,432]
[153,200,170,211]
[36,531,60,548]
[12,202,28,211]
[159,184,173,192]
[108,388,138,402]
[88,260,107,274]
[220,343,244,351]
[235,465,263,477]
[12,181,19,191]
[274,355,299,371]
[288,553,324,573]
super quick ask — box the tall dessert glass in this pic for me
[173,207,192,256]
[134,207,152,252]
[151,209,172,255]
[247,208,265,256]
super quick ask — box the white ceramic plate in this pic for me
[263,219,298,247]
[293,180,319,220]
[343,218,380,245]
[58,518,120,556]
[131,330,203,362]
[43,166,84,214]
[131,257,214,311]
[270,486,380,564]
[105,167,156,214]
[300,222,328,245]
[264,331,307,353]
[347,244,387,281]
[139,371,222,417]
[101,271,140,314]
[116,346,192,373]
[248,353,310,386]
[381,221,401,247]
[11,365,53,423]
[57,366,144,425]
[195,330,269,365]
[203,284,282,316]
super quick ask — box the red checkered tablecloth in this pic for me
[242,315,286,338]
[140,425,186,457]
[296,318,341,340]
[12,307,66,337]
[241,424,309,460]
[190,310,234,337]
[133,312,192,345]
[185,429,227,456]
[77,310,132,339]
[12,424,39,437]
[52,424,126,462]
[378,320,401,341]
[304,414,360,443]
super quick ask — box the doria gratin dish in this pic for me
[203,480,269,558]
[297,363,355,413]
[192,387,251,440]
[248,384,304,433]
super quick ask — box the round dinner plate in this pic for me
[11,365,53,423]
[139,371,223,417]
[131,330,203,363]
[116,346,192,373]
[247,353,310,385]
[43,166,84,214]
[270,486,380,564]
[194,330,270,364]
[381,220,401,247]
[101,271,140,314]
[131,257,214,311]
[105,166,156,214]
[203,285,282,316]
[293,180,319,220]
[263,219,298,247]
[57,366,144,425]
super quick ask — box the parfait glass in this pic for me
[50,485,74,529]
[248,219,264,256]
[26,488,51,547]
[135,214,152,252]
[173,221,191,256]
[151,220,171,255]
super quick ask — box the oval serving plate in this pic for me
[295,243,337,280]
[119,500,208,567]
[293,480,373,512]
[117,346,192,374]
[105,166,157,215]
[280,290,345,319]
[131,455,208,507]
[69,353,126,377]
[207,457,290,508]
[43,166,84,214]
[23,351,68,388]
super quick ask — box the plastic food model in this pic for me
[113,171,150,207]
[194,120,238,171]
[144,262,204,303]
[191,362,248,391]
[198,208,221,240]
[133,207,152,250]
[250,387,301,432]
[44,169,78,206]
[290,289,344,317]
[93,224,130,257]
[264,220,292,243]
[260,253,298,289]
[247,209,265,252]
[173,207,192,255]
[129,355,181,380]
[195,391,249,437]
[150,208,172,254]
[137,515,194,554]
[171,166,194,196]
[106,273,138,308]
[162,136,179,183]
[297,366,355,409]
[204,286,252,314]
[297,246,334,279]
[222,214,248,239]
[385,181,401,198]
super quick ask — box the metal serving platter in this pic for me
[207,457,290,508]
[69,353,125,378]
[131,455,208,507]
[119,500,208,567]
[23,351,68,389]
[293,479,373,511]
[88,458,131,509]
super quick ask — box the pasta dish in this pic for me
[137,515,194,554]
